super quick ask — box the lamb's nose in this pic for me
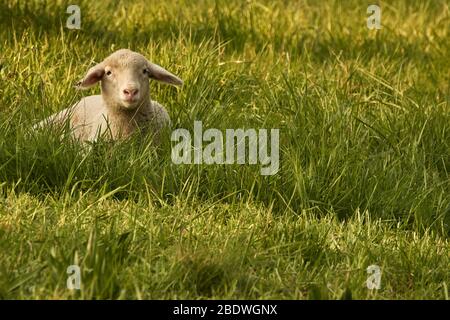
[123,88,139,98]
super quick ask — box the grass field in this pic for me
[0,0,449,299]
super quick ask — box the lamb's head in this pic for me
[76,49,183,110]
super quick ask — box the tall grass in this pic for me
[0,0,448,299]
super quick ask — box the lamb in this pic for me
[35,49,183,143]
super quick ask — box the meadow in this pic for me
[0,0,449,299]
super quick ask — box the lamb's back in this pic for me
[69,95,110,141]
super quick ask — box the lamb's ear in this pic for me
[147,62,183,86]
[75,63,105,90]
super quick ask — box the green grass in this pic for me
[0,0,449,299]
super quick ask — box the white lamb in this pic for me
[35,49,183,142]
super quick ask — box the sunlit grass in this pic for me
[0,0,449,299]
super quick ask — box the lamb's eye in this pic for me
[143,69,147,75]
[106,70,112,76]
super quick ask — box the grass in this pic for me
[0,0,449,299]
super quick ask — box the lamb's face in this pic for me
[76,49,183,110]
[101,50,151,109]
